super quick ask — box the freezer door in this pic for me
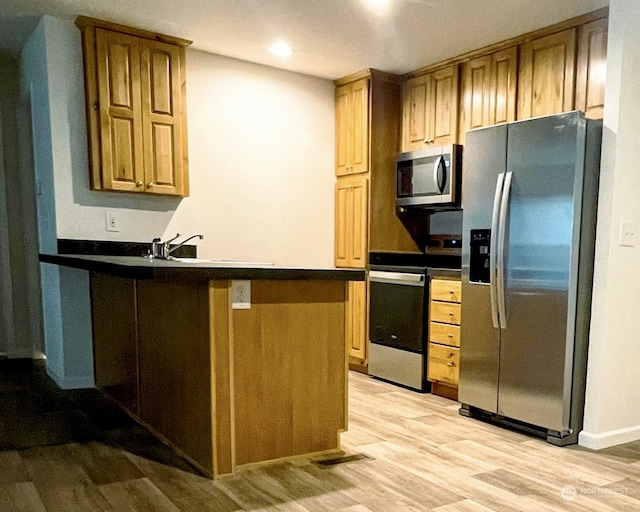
[459,124,507,413]
[498,112,584,432]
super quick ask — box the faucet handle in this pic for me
[166,233,181,244]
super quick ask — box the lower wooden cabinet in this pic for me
[427,344,460,386]
[427,277,462,400]
[346,280,367,366]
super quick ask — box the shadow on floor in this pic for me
[0,358,203,476]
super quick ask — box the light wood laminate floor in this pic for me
[2,364,640,511]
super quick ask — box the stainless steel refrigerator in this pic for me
[458,111,602,446]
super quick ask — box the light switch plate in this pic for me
[231,280,251,309]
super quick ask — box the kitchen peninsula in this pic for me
[40,253,364,478]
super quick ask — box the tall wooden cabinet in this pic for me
[401,65,459,152]
[76,17,191,196]
[334,70,421,367]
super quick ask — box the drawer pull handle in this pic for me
[449,311,454,315]
[448,333,453,338]
[446,361,455,367]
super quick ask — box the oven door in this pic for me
[368,270,426,353]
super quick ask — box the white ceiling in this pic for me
[0,0,608,80]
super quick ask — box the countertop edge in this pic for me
[39,254,366,281]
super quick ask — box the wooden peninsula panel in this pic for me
[232,280,347,467]
[136,278,214,473]
[90,273,139,415]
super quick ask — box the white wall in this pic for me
[47,18,335,267]
[581,0,640,449]
[22,17,93,386]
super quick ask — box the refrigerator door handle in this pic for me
[490,172,505,329]
[496,171,513,329]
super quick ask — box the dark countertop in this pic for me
[39,254,366,281]
[427,267,462,279]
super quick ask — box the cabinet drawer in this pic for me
[430,301,461,325]
[431,279,462,303]
[430,322,460,347]
[427,344,460,386]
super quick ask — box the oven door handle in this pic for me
[369,271,425,286]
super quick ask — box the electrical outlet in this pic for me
[619,221,637,247]
[231,280,251,309]
[105,211,120,232]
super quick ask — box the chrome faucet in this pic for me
[151,233,204,259]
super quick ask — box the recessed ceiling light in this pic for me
[269,41,293,58]
[366,0,390,6]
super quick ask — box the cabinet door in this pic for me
[431,65,459,146]
[335,79,369,176]
[401,74,431,152]
[350,78,370,175]
[335,85,351,176]
[489,47,518,125]
[575,18,607,119]
[140,40,187,195]
[334,176,369,268]
[517,28,577,120]
[460,55,491,143]
[459,49,516,144]
[96,28,145,192]
[346,280,367,362]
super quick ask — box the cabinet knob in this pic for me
[448,333,453,338]
[147,182,154,188]
[446,361,455,367]
[136,181,143,187]
[449,311,454,316]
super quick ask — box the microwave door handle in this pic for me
[490,172,505,329]
[433,156,446,193]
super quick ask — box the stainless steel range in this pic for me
[368,236,461,391]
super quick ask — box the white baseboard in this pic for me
[579,425,640,450]
[46,366,95,390]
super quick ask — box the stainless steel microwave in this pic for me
[396,144,462,210]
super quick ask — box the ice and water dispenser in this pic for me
[469,229,491,283]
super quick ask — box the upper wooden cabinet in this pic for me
[401,64,459,152]
[517,28,577,120]
[335,175,369,268]
[575,18,608,119]
[458,47,518,144]
[335,78,369,176]
[76,17,191,196]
